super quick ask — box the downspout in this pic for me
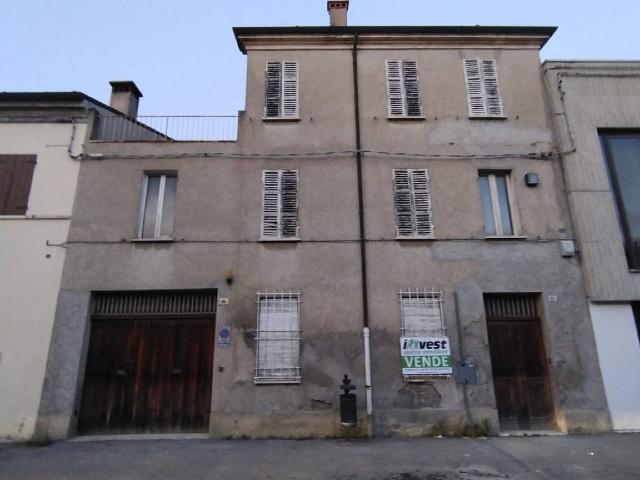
[352,33,373,419]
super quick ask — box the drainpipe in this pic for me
[352,33,373,418]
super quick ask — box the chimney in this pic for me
[109,81,143,118]
[327,1,349,27]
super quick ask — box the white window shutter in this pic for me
[481,60,503,116]
[386,60,406,116]
[393,169,414,236]
[402,61,422,116]
[265,62,282,118]
[411,169,433,237]
[393,168,433,238]
[464,59,486,117]
[262,171,280,238]
[280,170,299,238]
[282,61,299,118]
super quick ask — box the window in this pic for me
[0,154,36,215]
[261,170,299,240]
[479,172,515,236]
[386,60,422,117]
[264,61,299,119]
[601,132,640,269]
[393,168,434,238]
[399,288,445,337]
[254,291,301,384]
[463,59,504,118]
[138,173,177,239]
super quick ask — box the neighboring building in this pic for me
[32,2,610,440]
[0,90,140,441]
[543,61,640,431]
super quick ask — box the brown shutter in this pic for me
[0,155,37,215]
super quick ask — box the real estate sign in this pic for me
[400,336,453,376]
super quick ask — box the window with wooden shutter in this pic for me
[255,291,301,384]
[264,61,299,118]
[386,60,423,117]
[393,168,434,238]
[463,59,504,118]
[0,154,37,215]
[399,288,445,337]
[261,170,299,240]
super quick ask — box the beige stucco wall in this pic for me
[543,62,640,301]
[0,122,85,440]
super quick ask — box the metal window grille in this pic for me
[254,290,301,384]
[399,288,445,336]
[92,290,217,317]
[484,293,538,320]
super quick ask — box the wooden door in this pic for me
[485,294,556,431]
[78,316,214,434]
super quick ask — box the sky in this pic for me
[2,0,639,115]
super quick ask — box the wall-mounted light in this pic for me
[224,270,234,286]
[525,172,540,187]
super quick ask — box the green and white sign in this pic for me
[401,336,453,376]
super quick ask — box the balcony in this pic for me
[92,114,238,142]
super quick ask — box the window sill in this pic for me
[254,377,301,385]
[629,269,640,274]
[469,116,508,121]
[262,117,301,122]
[130,237,175,243]
[404,375,451,383]
[260,237,300,242]
[387,116,426,121]
[396,236,436,241]
[484,235,527,241]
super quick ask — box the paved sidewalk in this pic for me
[0,434,639,479]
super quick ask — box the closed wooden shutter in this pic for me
[282,61,299,118]
[403,61,422,116]
[0,154,37,215]
[386,60,422,117]
[265,61,282,118]
[386,60,405,116]
[393,168,433,238]
[464,59,504,117]
[261,170,299,240]
[264,61,298,118]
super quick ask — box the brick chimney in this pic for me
[109,81,142,118]
[327,1,349,27]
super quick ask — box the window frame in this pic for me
[479,171,519,238]
[137,171,177,240]
[260,169,300,241]
[0,154,37,216]
[463,58,506,119]
[399,288,446,337]
[385,60,424,119]
[254,290,302,385]
[263,60,300,121]
[393,168,434,240]
[600,130,640,270]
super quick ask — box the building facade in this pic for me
[544,61,640,431]
[0,92,126,440]
[31,5,612,440]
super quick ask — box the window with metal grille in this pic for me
[479,172,516,237]
[261,170,299,240]
[138,172,177,239]
[386,60,423,117]
[399,288,445,337]
[264,61,299,119]
[463,59,504,118]
[92,289,217,318]
[393,168,434,239]
[254,291,301,384]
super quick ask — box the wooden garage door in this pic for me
[77,290,216,434]
[485,294,556,431]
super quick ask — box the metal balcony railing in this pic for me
[93,114,238,142]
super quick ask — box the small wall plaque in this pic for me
[217,326,231,348]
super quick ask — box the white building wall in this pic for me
[0,122,84,440]
[589,303,640,430]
